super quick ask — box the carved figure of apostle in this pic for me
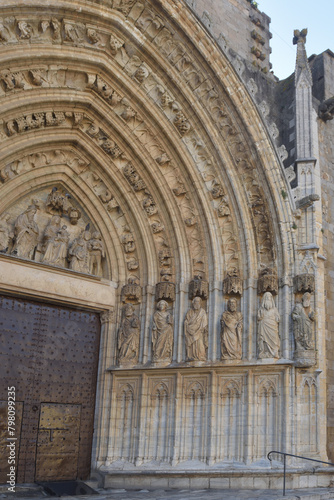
[184,297,208,361]
[118,304,140,364]
[292,292,315,351]
[0,213,13,252]
[257,291,280,359]
[221,298,243,359]
[152,300,173,363]
[68,231,90,273]
[12,204,39,259]
[88,231,105,276]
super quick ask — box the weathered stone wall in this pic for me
[185,0,272,73]
[319,116,334,460]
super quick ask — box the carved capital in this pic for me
[100,309,114,324]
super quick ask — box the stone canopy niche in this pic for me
[0,185,107,278]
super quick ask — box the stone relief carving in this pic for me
[155,274,176,302]
[223,268,243,296]
[184,297,208,362]
[88,231,105,276]
[0,213,13,252]
[293,273,315,294]
[152,300,173,364]
[121,277,142,303]
[221,298,243,360]
[257,292,280,359]
[0,187,106,277]
[292,292,316,367]
[257,266,278,295]
[12,201,40,259]
[189,275,209,300]
[68,230,91,273]
[41,215,68,267]
[118,304,140,365]
[0,3,277,282]
[121,227,136,253]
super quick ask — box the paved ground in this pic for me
[2,484,334,500]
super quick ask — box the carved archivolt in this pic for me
[0,2,277,274]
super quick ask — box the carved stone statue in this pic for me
[12,203,39,259]
[68,231,90,273]
[42,218,69,268]
[184,297,208,361]
[118,304,140,365]
[152,300,173,363]
[292,292,315,351]
[221,298,243,360]
[88,231,105,276]
[41,215,62,264]
[0,213,13,252]
[257,292,280,359]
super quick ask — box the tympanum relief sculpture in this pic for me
[12,201,40,259]
[221,298,243,360]
[257,292,280,359]
[41,215,70,267]
[0,213,14,252]
[184,297,208,362]
[118,304,140,366]
[292,292,316,367]
[0,187,106,277]
[152,300,173,365]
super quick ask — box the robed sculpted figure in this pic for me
[68,231,90,273]
[184,297,208,361]
[12,204,39,259]
[0,214,13,252]
[118,304,140,364]
[152,300,173,363]
[221,298,243,359]
[257,292,280,359]
[292,292,315,351]
[42,215,62,264]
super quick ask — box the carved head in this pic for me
[302,292,311,308]
[227,298,237,312]
[124,304,134,317]
[157,300,168,311]
[262,291,274,310]
[192,296,202,310]
[92,231,101,240]
[51,215,61,226]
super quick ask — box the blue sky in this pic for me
[257,0,334,80]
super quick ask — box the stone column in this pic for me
[91,308,115,468]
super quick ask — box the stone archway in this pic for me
[0,0,328,488]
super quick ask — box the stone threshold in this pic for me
[100,468,334,491]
